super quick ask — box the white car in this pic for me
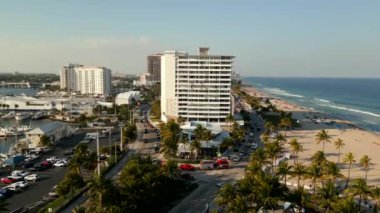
[53,160,67,167]
[11,170,29,177]
[6,184,21,192]
[24,174,39,181]
[232,156,241,162]
[13,181,29,189]
[47,157,58,162]
[48,185,58,197]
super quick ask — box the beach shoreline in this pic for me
[241,84,380,186]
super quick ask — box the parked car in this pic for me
[53,160,67,167]
[6,184,21,192]
[0,188,12,198]
[232,156,241,162]
[180,173,195,180]
[11,170,29,177]
[216,159,230,169]
[13,181,29,189]
[40,161,53,168]
[1,177,17,184]
[179,164,195,171]
[22,162,35,169]
[47,157,58,162]
[24,174,39,181]
[7,175,23,181]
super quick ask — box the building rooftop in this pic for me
[26,122,65,135]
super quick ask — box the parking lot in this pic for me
[4,128,121,211]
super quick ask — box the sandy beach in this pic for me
[242,85,380,186]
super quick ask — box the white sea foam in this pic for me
[320,104,380,118]
[314,98,330,103]
[364,120,377,125]
[264,88,304,98]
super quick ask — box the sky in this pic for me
[0,0,379,77]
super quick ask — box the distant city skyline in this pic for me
[0,1,379,78]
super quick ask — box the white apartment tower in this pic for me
[161,47,233,123]
[60,64,112,95]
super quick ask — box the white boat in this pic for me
[0,131,6,139]
[1,111,16,119]
[32,111,46,120]
[0,127,17,136]
[16,125,32,133]
[15,112,32,121]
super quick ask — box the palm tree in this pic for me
[190,140,201,159]
[72,206,86,213]
[343,152,356,189]
[345,178,371,212]
[324,162,344,182]
[276,161,293,184]
[316,129,331,152]
[279,117,292,137]
[160,119,181,158]
[292,163,307,187]
[334,138,345,164]
[176,116,186,125]
[289,138,303,164]
[265,141,282,174]
[317,180,339,212]
[87,175,115,211]
[332,196,359,213]
[311,150,327,167]
[179,134,189,156]
[306,164,323,194]
[360,155,372,182]
[288,186,311,213]
[225,114,234,131]
[370,186,380,213]
[215,183,237,210]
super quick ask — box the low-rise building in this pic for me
[24,122,71,149]
[115,91,140,105]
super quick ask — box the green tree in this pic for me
[370,186,380,213]
[311,150,327,167]
[292,163,307,187]
[279,117,292,137]
[324,162,344,182]
[343,152,356,189]
[289,138,303,164]
[225,114,234,131]
[317,180,339,212]
[276,161,293,184]
[39,135,50,147]
[334,138,345,164]
[159,119,181,158]
[88,175,118,212]
[331,197,359,213]
[287,186,311,213]
[306,164,323,194]
[315,129,331,152]
[360,155,372,182]
[345,178,371,212]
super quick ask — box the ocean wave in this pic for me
[320,104,380,118]
[364,120,377,125]
[264,87,304,98]
[314,98,330,103]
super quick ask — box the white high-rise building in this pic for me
[161,47,233,123]
[60,64,112,95]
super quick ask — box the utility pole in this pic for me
[108,129,111,149]
[96,131,100,176]
[120,124,123,151]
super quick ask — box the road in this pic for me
[60,106,158,212]
[170,106,265,213]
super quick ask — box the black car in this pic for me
[22,162,35,169]
[0,188,13,198]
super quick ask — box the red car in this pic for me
[1,177,17,184]
[179,164,195,171]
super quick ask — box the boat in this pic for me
[1,111,16,119]
[0,131,6,140]
[0,127,17,136]
[15,112,32,121]
[16,125,32,134]
[32,111,46,120]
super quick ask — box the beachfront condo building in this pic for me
[161,47,234,123]
[60,64,112,95]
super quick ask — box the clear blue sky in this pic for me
[0,0,379,77]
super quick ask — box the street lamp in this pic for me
[119,123,124,151]
[96,131,100,175]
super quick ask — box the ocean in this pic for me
[243,77,380,133]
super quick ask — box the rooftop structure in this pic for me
[115,91,141,105]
